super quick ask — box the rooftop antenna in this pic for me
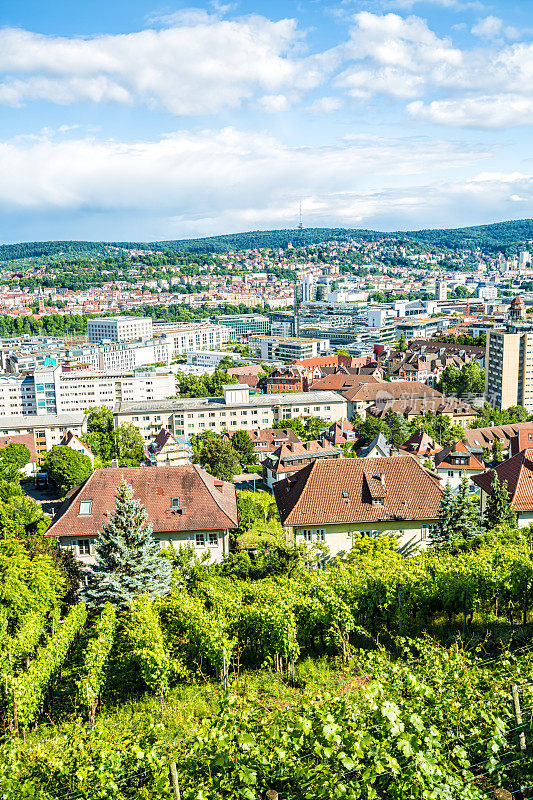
[298,200,304,231]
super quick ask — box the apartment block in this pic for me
[114,385,347,443]
[0,366,175,417]
[151,323,231,356]
[0,412,87,457]
[87,316,153,343]
[249,335,330,361]
[485,296,533,410]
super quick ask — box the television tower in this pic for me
[298,200,303,231]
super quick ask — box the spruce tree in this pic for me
[82,479,172,609]
[483,473,516,530]
[450,477,480,542]
[432,482,455,546]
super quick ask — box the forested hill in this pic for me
[2,218,533,260]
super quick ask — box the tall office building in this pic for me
[485,296,533,410]
[435,279,447,301]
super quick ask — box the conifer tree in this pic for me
[432,482,455,546]
[450,477,480,542]
[82,479,172,609]
[483,472,516,529]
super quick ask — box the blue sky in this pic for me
[1,0,533,243]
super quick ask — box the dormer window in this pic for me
[171,497,181,509]
[372,498,385,507]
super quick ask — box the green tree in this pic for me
[192,431,239,480]
[397,332,408,352]
[114,424,145,467]
[87,406,114,434]
[491,438,505,464]
[303,416,328,441]
[230,430,257,467]
[0,443,31,474]
[42,446,93,496]
[272,418,305,438]
[82,479,172,609]
[483,473,516,529]
[384,411,409,448]
[433,482,455,547]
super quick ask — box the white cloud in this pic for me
[471,16,503,39]
[0,16,330,114]
[408,94,533,128]
[306,96,343,114]
[257,94,291,113]
[336,12,462,100]
[0,128,488,226]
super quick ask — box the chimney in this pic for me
[213,479,224,493]
[380,473,385,486]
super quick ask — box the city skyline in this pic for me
[1,0,533,242]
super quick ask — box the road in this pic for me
[22,481,64,518]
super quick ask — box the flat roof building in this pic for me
[87,316,153,343]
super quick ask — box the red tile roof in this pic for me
[471,449,533,511]
[266,439,341,475]
[341,380,441,403]
[434,440,484,471]
[463,423,533,450]
[46,465,238,538]
[311,374,382,392]
[274,456,442,527]
[400,430,442,457]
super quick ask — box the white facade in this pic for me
[87,316,153,343]
[186,351,235,368]
[79,339,170,371]
[250,336,330,361]
[0,413,87,457]
[0,366,175,416]
[152,324,231,357]
[114,387,347,443]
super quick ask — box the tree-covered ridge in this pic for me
[2,217,533,260]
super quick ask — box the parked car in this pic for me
[34,472,48,489]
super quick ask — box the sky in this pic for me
[1,0,533,243]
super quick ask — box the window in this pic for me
[208,532,218,546]
[78,539,91,555]
[447,470,454,477]
[170,497,180,509]
[195,533,205,546]
[79,500,92,516]
[302,529,313,542]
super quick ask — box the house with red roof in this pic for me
[471,449,533,526]
[434,440,485,492]
[273,456,443,559]
[46,465,238,564]
[400,430,442,461]
[263,439,342,489]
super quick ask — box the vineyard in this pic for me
[1,525,533,798]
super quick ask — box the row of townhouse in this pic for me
[113,385,347,443]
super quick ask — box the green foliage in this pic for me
[42,446,93,496]
[230,430,257,467]
[114,423,145,467]
[272,416,331,441]
[0,539,64,632]
[76,603,117,712]
[437,361,485,396]
[121,594,171,693]
[470,401,532,428]
[176,368,237,398]
[408,411,465,447]
[0,443,31,474]
[397,331,408,352]
[7,603,87,729]
[191,431,240,480]
[86,406,114,434]
[384,411,409,447]
[484,473,516,530]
